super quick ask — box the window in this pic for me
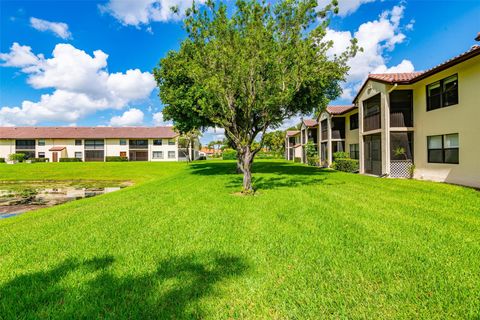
[15,140,35,149]
[38,139,45,146]
[119,139,127,146]
[428,133,459,164]
[129,139,148,149]
[427,74,458,111]
[349,144,359,160]
[84,139,104,150]
[75,139,82,146]
[153,139,163,146]
[350,113,359,130]
[152,151,163,159]
[168,139,175,146]
[168,151,175,159]
[38,152,45,158]
[75,152,82,159]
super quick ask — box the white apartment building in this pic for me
[0,126,200,162]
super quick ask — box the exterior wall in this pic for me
[150,138,179,162]
[105,139,129,158]
[0,140,14,159]
[344,110,359,150]
[411,55,480,187]
[37,139,84,161]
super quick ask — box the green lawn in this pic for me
[0,160,479,319]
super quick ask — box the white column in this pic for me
[358,102,364,174]
[383,93,391,176]
[327,116,332,166]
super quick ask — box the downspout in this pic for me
[388,83,398,93]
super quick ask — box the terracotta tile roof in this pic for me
[326,105,357,115]
[367,72,424,84]
[286,130,300,136]
[303,119,318,127]
[353,44,480,102]
[0,126,178,139]
[49,146,66,151]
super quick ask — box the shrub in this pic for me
[256,152,282,159]
[106,156,128,162]
[307,155,319,166]
[196,156,207,161]
[294,157,301,163]
[0,158,4,163]
[222,149,237,160]
[9,153,25,162]
[59,158,82,162]
[332,158,359,173]
[333,151,349,160]
[31,158,48,163]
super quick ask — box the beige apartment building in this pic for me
[318,105,359,167]
[286,35,480,188]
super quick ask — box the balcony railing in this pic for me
[15,145,35,150]
[364,113,381,131]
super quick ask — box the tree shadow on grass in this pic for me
[190,161,332,176]
[190,161,340,191]
[0,253,248,319]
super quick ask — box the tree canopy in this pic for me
[154,0,356,193]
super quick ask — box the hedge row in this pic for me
[59,158,82,162]
[106,156,128,162]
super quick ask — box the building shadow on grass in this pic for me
[0,253,248,319]
[190,161,338,191]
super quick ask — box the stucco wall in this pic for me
[150,138,178,161]
[0,140,14,159]
[411,55,480,188]
[344,110,359,152]
[37,139,85,160]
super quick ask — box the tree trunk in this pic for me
[238,146,253,193]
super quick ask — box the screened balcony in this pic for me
[363,94,381,132]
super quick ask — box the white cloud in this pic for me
[100,0,206,27]
[323,5,415,100]
[110,108,144,126]
[30,17,72,39]
[0,43,43,72]
[152,111,173,126]
[0,43,156,126]
[318,0,376,16]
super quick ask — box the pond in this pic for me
[0,180,132,219]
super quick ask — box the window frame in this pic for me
[427,133,459,164]
[75,139,83,146]
[153,139,163,146]
[152,151,164,159]
[168,151,175,159]
[38,139,45,146]
[168,139,175,146]
[74,152,83,160]
[426,74,458,111]
[349,144,359,160]
[38,152,45,158]
[119,139,127,146]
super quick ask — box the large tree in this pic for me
[154,0,356,193]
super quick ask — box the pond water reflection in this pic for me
[0,181,131,219]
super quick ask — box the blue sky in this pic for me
[1,0,479,142]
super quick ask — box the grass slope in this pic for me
[0,160,479,319]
